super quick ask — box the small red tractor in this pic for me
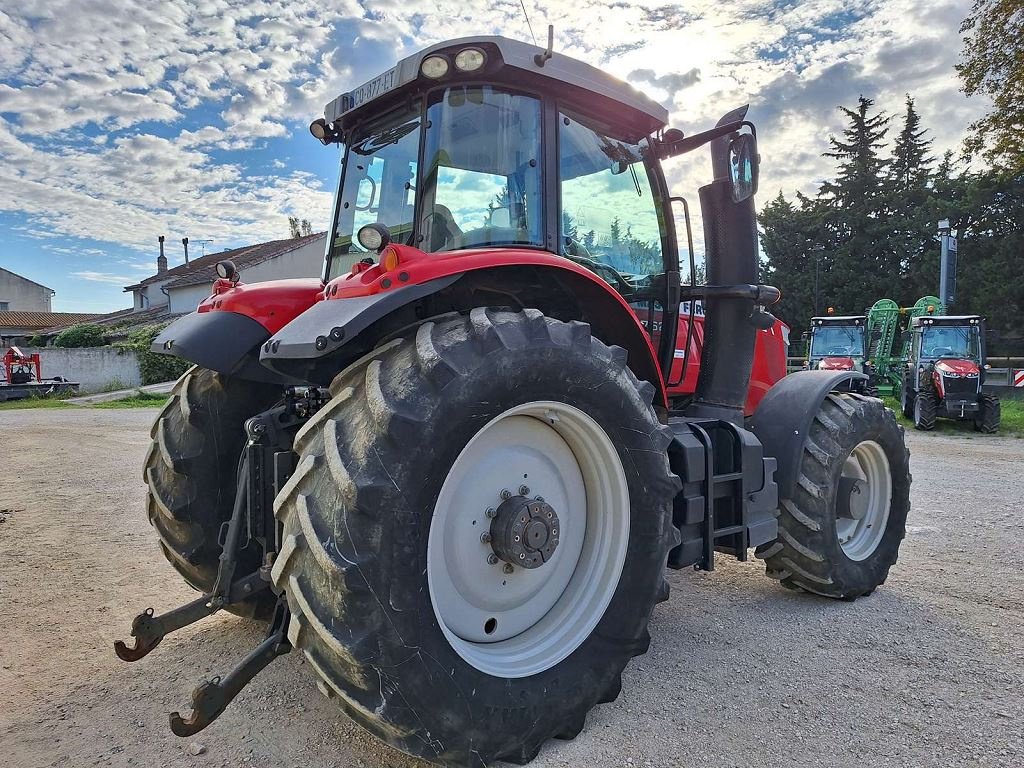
[0,346,78,401]
[899,314,1000,432]
[116,35,910,766]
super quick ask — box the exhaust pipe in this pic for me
[687,106,762,425]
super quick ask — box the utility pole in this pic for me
[938,219,957,310]
[812,243,824,315]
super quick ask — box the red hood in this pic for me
[817,357,856,371]
[935,359,980,376]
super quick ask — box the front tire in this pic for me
[757,393,910,600]
[974,394,1000,433]
[272,309,679,765]
[913,389,938,431]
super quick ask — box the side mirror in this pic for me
[728,133,759,202]
[801,331,810,341]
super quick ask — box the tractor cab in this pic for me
[806,315,868,372]
[303,35,778,411]
[901,315,999,431]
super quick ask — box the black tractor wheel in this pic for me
[756,393,910,600]
[913,389,938,431]
[974,394,1000,433]
[899,384,914,420]
[144,367,280,618]
[272,309,680,766]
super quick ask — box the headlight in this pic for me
[454,48,486,72]
[421,55,449,79]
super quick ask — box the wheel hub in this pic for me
[490,495,560,569]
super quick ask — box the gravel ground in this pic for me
[1,408,1021,767]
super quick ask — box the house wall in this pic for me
[240,238,326,284]
[0,269,52,311]
[168,282,214,314]
[21,346,141,392]
[133,280,171,311]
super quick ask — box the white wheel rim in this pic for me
[835,440,892,561]
[427,401,629,678]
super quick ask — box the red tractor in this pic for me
[900,314,1000,432]
[117,36,910,766]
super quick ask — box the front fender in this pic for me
[748,370,867,501]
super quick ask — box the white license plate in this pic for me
[342,66,400,114]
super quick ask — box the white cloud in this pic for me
[0,0,987,286]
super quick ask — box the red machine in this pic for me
[116,34,907,766]
[2,346,42,385]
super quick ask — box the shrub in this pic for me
[25,334,47,347]
[54,324,107,348]
[117,324,191,385]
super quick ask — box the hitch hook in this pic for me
[169,602,291,736]
[114,596,215,662]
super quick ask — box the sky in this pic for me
[0,0,986,312]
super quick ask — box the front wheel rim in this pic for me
[427,401,630,678]
[835,440,893,560]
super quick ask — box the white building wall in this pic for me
[23,346,141,392]
[0,269,53,311]
[239,238,326,284]
[168,282,215,314]
[133,279,171,311]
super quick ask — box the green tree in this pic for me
[957,0,1024,173]
[54,324,107,348]
[890,95,933,193]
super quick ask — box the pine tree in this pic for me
[890,95,933,193]
[821,96,891,210]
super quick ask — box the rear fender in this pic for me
[261,260,667,405]
[748,370,867,501]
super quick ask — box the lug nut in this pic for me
[487,554,499,565]
[535,495,544,502]
[519,485,530,496]
[485,507,497,519]
[503,563,514,574]
[480,532,492,544]
[500,489,512,500]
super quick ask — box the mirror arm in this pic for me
[655,120,756,160]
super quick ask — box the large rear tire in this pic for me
[757,393,910,600]
[272,309,680,766]
[144,367,280,618]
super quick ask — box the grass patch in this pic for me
[0,396,74,410]
[91,392,169,409]
[0,390,168,411]
[882,395,1024,437]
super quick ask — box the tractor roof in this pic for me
[324,36,669,141]
[811,316,865,324]
[910,315,984,327]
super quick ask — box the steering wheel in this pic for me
[563,241,633,296]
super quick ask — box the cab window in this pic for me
[558,113,665,299]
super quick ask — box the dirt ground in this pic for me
[1,408,1022,768]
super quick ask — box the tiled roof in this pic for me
[126,233,326,291]
[33,304,178,335]
[0,311,103,331]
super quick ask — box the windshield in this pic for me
[559,113,664,299]
[810,325,865,357]
[420,86,543,252]
[327,107,421,279]
[921,326,980,360]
